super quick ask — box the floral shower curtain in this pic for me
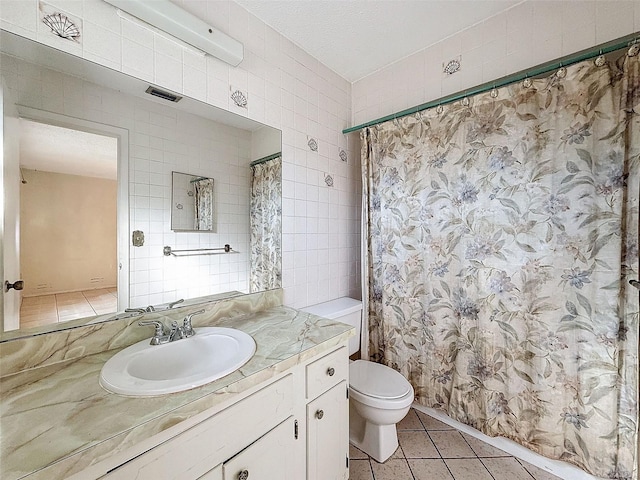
[362,53,639,478]
[250,157,282,292]
[194,178,214,230]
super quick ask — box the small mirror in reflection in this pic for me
[171,172,215,231]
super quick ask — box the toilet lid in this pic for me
[349,360,412,400]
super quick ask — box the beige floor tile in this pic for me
[93,307,117,315]
[482,457,535,480]
[88,300,117,311]
[349,459,373,480]
[349,444,369,460]
[408,459,454,480]
[370,458,414,480]
[398,408,424,430]
[56,292,85,303]
[430,430,476,458]
[58,312,93,322]
[416,411,454,430]
[22,295,56,306]
[462,433,511,457]
[20,314,58,329]
[83,288,112,297]
[399,430,440,458]
[517,459,562,480]
[391,445,405,459]
[445,458,493,480]
[20,305,57,315]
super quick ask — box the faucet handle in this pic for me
[183,309,205,336]
[138,320,167,345]
[168,299,184,309]
[125,308,146,315]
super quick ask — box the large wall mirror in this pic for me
[0,31,282,340]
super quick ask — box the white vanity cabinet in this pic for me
[87,345,348,480]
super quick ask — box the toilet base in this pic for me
[349,402,400,463]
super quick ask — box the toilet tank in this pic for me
[301,297,362,356]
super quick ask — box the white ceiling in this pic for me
[20,119,118,180]
[236,0,520,82]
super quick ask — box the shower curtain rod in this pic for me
[250,151,281,167]
[343,32,640,134]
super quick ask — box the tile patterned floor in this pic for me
[20,288,117,328]
[349,408,561,480]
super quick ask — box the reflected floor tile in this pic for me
[430,430,476,458]
[20,305,57,315]
[416,411,454,430]
[371,458,413,480]
[21,295,56,306]
[21,314,58,329]
[445,458,493,480]
[482,457,535,480]
[399,430,439,458]
[408,459,454,480]
[349,459,373,480]
[398,408,424,430]
[517,459,563,480]
[462,433,511,457]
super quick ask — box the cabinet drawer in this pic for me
[101,374,293,480]
[306,347,347,400]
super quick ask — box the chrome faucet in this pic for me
[138,309,205,345]
[138,320,171,345]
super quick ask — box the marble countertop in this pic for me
[0,306,354,480]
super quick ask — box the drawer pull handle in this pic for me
[316,409,324,419]
[327,367,335,376]
[238,470,249,480]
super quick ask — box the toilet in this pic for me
[301,297,414,463]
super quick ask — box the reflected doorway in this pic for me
[18,119,118,328]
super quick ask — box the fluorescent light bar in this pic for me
[104,0,243,66]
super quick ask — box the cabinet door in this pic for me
[307,381,348,480]
[223,416,296,480]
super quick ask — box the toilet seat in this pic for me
[349,360,414,409]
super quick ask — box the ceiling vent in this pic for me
[145,86,182,103]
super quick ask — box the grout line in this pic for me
[514,457,541,480]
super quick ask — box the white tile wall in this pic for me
[0,0,361,309]
[1,53,253,307]
[352,0,640,126]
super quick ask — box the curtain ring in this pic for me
[490,87,499,98]
[594,54,606,67]
[436,105,444,114]
[461,97,470,107]
[523,77,532,88]
[628,44,640,57]
[556,66,567,78]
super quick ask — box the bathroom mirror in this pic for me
[0,30,282,340]
[171,172,215,232]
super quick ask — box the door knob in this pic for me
[327,367,335,376]
[238,470,249,480]
[315,409,324,419]
[5,280,24,291]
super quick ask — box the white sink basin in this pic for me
[100,327,256,396]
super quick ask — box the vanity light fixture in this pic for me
[104,0,244,66]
